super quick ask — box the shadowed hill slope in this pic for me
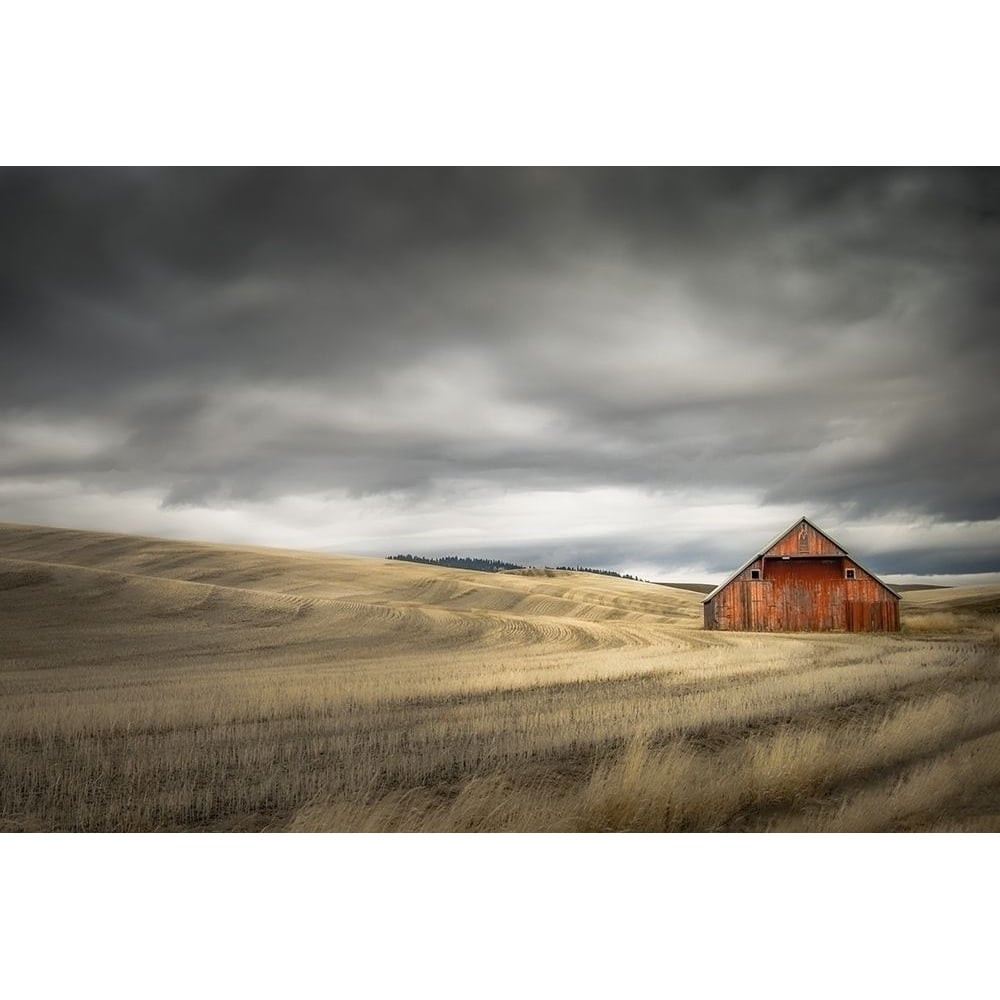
[900,585,1000,615]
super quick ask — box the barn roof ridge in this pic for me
[701,515,902,603]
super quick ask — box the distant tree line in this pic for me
[387,554,525,573]
[555,565,647,582]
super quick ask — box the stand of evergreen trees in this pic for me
[386,554,525,573]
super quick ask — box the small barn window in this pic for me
[845,568,856,580]
[750,569,761,580]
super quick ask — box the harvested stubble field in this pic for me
[1,523,999,833]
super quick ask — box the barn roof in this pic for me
[701,516,902,603]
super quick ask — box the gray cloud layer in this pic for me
[2,168,998,576]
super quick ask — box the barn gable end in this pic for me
[702,516,900,632]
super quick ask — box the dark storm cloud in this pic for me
[2,167,999,574]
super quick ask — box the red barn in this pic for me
[702,516,901,632]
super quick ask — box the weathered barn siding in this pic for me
[702,517,900,632]
[767,520,842,558]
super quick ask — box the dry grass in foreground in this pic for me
[1,522,998,832]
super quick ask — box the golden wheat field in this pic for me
[1,521,998,833]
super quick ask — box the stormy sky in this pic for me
[2,167,999,582]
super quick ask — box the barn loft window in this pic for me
[845,568,856,580]
[750,569,761,580]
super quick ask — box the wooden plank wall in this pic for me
[766,521,843,558]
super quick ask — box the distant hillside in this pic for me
[387,554,525,573]
[554,565,647,582]
[388,556,655,582]
[653,583,954,596]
